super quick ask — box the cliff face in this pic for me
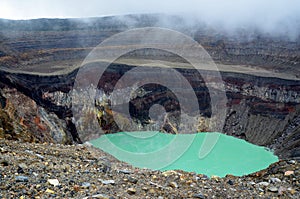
[83,64,300,159]
[222,73,300,159]
[1,63,299,159]
[0,15,299,159]
[0,71,78,144]
[0,86,72,144]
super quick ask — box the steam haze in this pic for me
[0,0,300,38]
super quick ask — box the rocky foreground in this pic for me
[0,139,299,199]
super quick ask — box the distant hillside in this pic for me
[0,14,299,74]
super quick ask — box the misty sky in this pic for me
[0,0,299,37]
[1,0,299,20]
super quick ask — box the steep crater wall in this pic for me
[0,64,299,160]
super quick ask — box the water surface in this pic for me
[90,132,278,177]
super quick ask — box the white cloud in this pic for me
[0,0,299,38]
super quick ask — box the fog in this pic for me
[0,0,299,38]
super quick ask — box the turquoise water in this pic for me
[90,131,278,177]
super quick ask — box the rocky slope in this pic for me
[0,14,299,161]
[0,139,299,198]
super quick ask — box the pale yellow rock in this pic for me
[180,175,186,181]
[127,187,136,194]
[162,170,178,177]
[169,181,178,188]
[149,188,156,194]
[152,175,157,180]
[211,175,220,181]
[45,188,55,194]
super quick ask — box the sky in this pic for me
[0,0,299,21]
[0,0,299,38]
